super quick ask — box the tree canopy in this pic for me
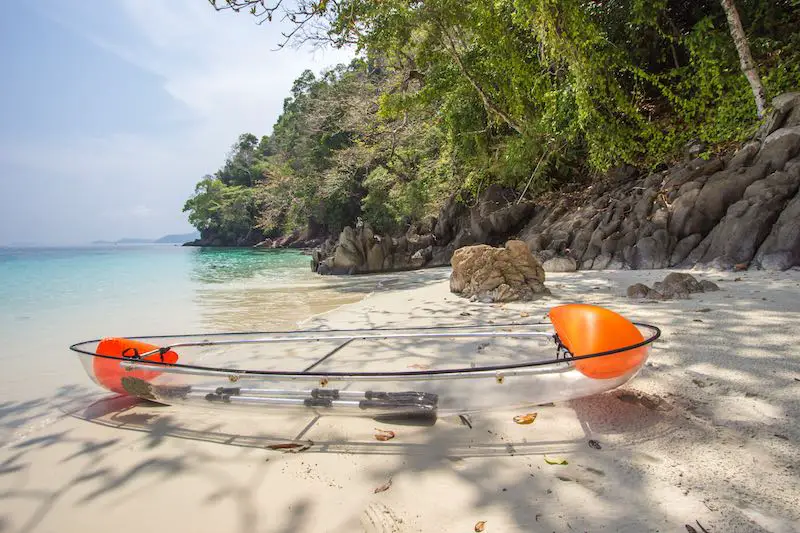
[185,0,800,245]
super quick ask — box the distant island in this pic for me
[92,232,200,245]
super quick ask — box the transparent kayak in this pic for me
[70,304,660,422]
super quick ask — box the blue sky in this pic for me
[0,1,352,245]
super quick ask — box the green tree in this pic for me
[184,0,800,246]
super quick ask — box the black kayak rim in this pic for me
[69,321,661,379]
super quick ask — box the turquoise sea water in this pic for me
[0,245,360,333]
[0,245,371,438]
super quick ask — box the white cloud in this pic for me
[3,0,354,244]
[70,0,353,136]
[130,204,153,218]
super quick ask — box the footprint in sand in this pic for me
[360,502,405,533]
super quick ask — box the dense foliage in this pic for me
[185,0,800,245]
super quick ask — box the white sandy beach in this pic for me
[1,267,798,533]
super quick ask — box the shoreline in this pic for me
[1,267,798,532]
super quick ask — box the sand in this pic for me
[0,267,798,532]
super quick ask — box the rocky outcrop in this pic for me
[313,225,387,274]
[314,184,536,274]
[313,92,800,274]
[186,228,267,247]
[449,240,550,302]
[312,223,437,274]
[514,93,800,272]
[626,272,719,300]
[188,223,327,249]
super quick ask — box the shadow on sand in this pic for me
[2,268,798,532]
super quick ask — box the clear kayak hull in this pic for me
[70,305,660,421]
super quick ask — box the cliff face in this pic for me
[313,93,800,274]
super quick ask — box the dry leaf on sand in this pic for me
[267,441,313,453]
[374,479,392,493]
[513,413,537,425]
[374,429,396,441]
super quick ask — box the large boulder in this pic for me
[631,229,672,269]
[754,177,800,270]
[673,163,771,239]
[689,164,800,266]
[450,240,550,302]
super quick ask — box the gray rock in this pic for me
[542,256,577,272]
[755,126,800,171]
[670,234,703,266]
[758,252,794,271]
[410,246,433,268]
[668,188,701,239]
[758,92,800,139]
[661,285,690,299]
[607,257,626,270]
[754,180,800,270]
[592,253,613,270]
[680,164,771,239]
[728,141,761,169]
[665,272,700,290]
[692,170,799,266]
[366,241,386,271]
[434,194,469,243]
[322,224,396,274]
[600,235,620,256]
[626,283,650,298]
[631,229,671,269]
[628,272,715,300]
[429,242,457,267]
[708,255,737,271]
[535,249,557,263]
[646,289,664,300]
[316,258,332,275]
[570,228,595,260]
[699,280,720,292]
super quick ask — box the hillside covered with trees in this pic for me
[184,1,800,247]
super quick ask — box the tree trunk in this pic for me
[437,22,524,134]
[720,0,767,118]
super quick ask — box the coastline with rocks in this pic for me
[310,94,800,277]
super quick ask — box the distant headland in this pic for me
[91,232,200,245]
